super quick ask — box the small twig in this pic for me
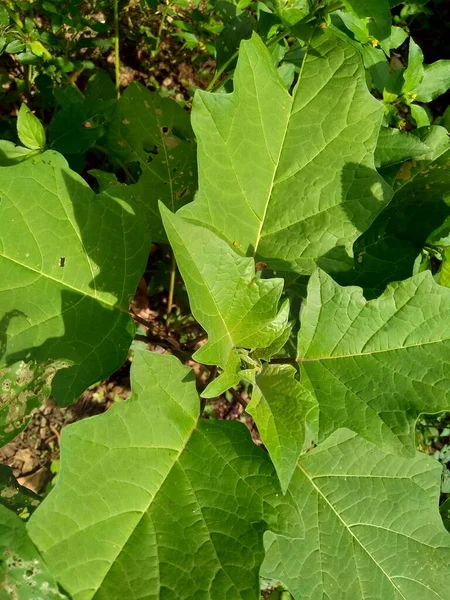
[228,386,248,409]
[49,425,60,444]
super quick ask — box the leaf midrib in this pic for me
[298,336,450,362]
[1,253,125,312]
[252,38,311,258]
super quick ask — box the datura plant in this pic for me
[1,10,450,600]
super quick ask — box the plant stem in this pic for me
[154,0,170,58]
[113,0,120,99]
[167,252,176,317]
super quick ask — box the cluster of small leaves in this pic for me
[1,1,450,599]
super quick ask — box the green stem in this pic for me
[167,252,176,317]
[114,0,120,99]
[154,0,170,58]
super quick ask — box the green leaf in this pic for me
[0,5,9,27]
[415,60,450,102]
[297,269,450,454]
[17,104,46,151]
[0,152,150,405]
[262,429,450,600]
[402,37,424,96]
[49,99,116,154]
[0,359,70,447]
[342,0,392,53]
[333,126,450,296]
[389,25,408,49]
[28,351,276,599]
[248,364,315,492]
[0,464,41,517]
[0,140,35,166]
[161,205,289,397]
[104,82,198,241]
[374,127,430,167]
[180,31,391,274]
[410,103,431,127]
[0,504,67,598]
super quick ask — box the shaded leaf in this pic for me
[374,127,430,167]
[0,465,41,517]
[342,0,391,53]
[181,31,391,274]
[104,82,197,241]
[333,126,450,296]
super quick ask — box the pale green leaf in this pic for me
[248,364,315,492]
[161,205,289,397]
[297,269,450,454]
[389,25,408,49]
[415,59,450,102]
[0,359,70,447]
[402,37,424,96]
[0,140,35,167]
[17,105,46,151]
[263,429,450,600]
[28,351,276,600]
[410,103,431,127]
[181,31,391,274]
[0,504,67,598]
[0,152,150,404]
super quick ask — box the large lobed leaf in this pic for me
[24,352,450,600]
[27,351,276,600]
[180,30,391,274]
[298,269,450,454]
[263,429,450,600]
[0,152,150,405]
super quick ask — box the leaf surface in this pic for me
[0,152,150,404]
[297,269,450,453]
[262,429,450,600]
[28,351,276,600]
[161,205,289,396]
[334,126,450,296]
[105,82,198,240]
[181,31,390,274]
[248,364,315,492]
